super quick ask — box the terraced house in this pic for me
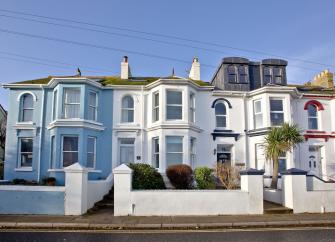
[2,56,335,185]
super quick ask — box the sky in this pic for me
[0,0,335,109]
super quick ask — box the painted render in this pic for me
[2,57,335,185]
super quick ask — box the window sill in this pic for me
[15,167,33,172]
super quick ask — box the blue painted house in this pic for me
[3,76,114,184]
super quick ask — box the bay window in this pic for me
[270,99,284,126]
[63,88,80,119]
[166,136,183,167]
[88,92,97,121]
[152,137,159,168]
[152,92,159,122]
[62,136,78,167]
[52,90,57,120]
[189,93,195,123]
[190,137,196,168]
[166,91,182,120]
[86,137,96,168]
[253,99,263,129]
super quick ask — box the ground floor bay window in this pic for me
[62,136,79,167]
[119,138,135,164]
[166,136,183,167]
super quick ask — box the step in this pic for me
[95,201,114,208]
[264,201,293,214]
[103,194,114,200]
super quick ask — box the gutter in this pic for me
[37,85,46,182]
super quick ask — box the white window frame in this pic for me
[86,136,96,169]
[215,102,227,129]
[189,93,195,123]
[152,92,159,122]
[61,135,79,168]
[121,95,134,123]
[50,135,56,169]
[20,94,34,122]
[166,90,183,121]
[118,138,135,164]
[253,99,263,129]
[152,137,159,169]
[270,98,284,126]
[190,137,196,168]
[52,90,58,120]
[63,88,81,119]
[18,137,33,168]
[307,104,318,130]
[166,136,183,166]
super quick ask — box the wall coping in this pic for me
[240,168,264,175]
[113,164,133,174]
[0,185,65,192]
[281,168,308,175]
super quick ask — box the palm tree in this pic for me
[264,123,304,188]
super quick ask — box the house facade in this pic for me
[2,56,335,185]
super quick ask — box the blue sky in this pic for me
[0,0,335,109]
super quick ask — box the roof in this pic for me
[287,84,335,95]
[10,75,212,87]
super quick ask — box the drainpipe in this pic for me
[141,86,145,163]
[243,93,249,168]
[37,85,46,182]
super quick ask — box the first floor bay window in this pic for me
[63,88,80,119]
[19,138,33,167]
[62,136,78,167]
[166,91,182,120]
[270,99,284,126]
[190,137,196,168]
[166,136,183,167]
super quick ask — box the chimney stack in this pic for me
[121,56,131,79]
[189,57,200,80]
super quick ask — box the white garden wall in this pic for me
[113,164,264,216]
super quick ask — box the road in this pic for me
[1,228,335,242]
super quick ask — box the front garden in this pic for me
[129,163,242,190]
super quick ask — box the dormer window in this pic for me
[227,65,237,83]
[264,67,272,84]
[238,65,248,83]
[273,67,283,84]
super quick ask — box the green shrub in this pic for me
[194,167,216,189]
[128,163,166,190]
[166,164,193,189]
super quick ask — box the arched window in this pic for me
[307,104,318,130]
[20,94,34,122]
[215,102,227,128]
[121,95,134,123]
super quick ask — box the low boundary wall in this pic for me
[113,164,265,216]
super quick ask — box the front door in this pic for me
[217,144,232,166]
[308,146,322,177]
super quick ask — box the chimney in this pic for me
[189,57,200,80]
[121,56,131,79]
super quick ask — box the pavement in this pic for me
[1,209,335,230]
